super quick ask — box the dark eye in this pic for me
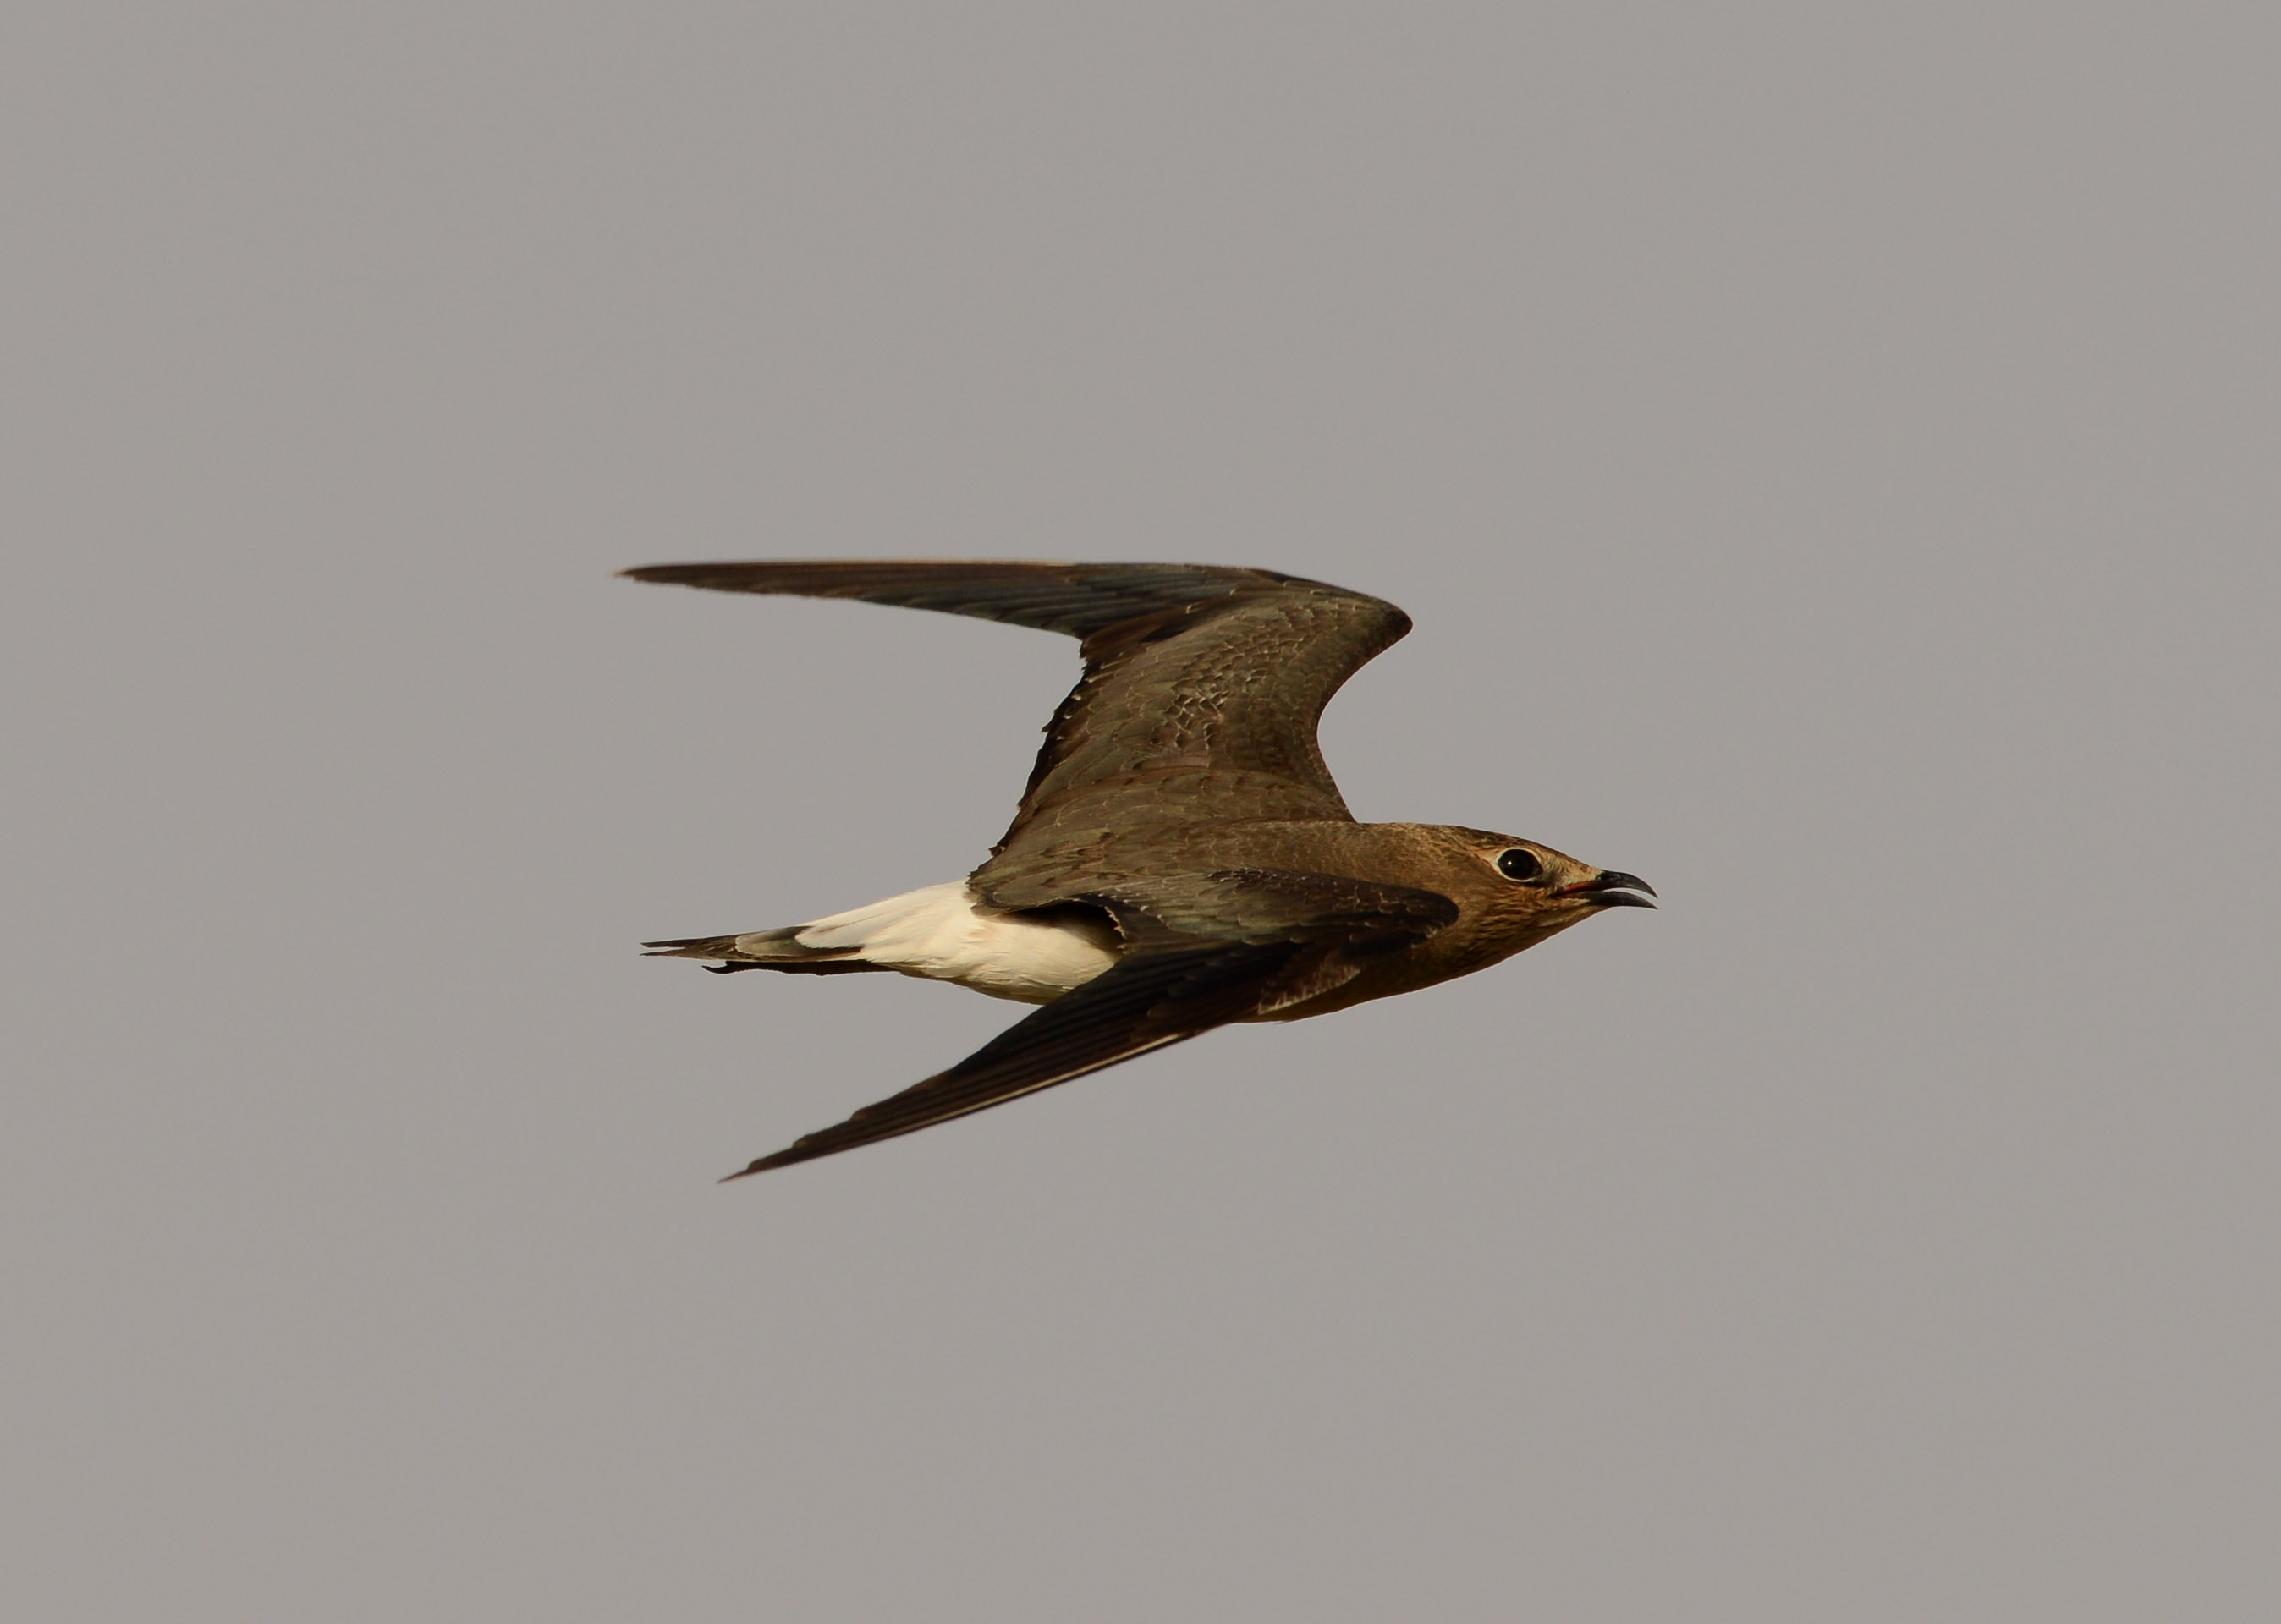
[1496,848,1542,882]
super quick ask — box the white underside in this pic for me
[743,881,1121,1004]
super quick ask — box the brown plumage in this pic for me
[624,561,1653,1178]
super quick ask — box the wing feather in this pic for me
[720,868,1458,1177]
[619,559,1410,842]
[723,941,1305,1177]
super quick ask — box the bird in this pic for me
[624,560,1654,1178]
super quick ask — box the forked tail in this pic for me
[640,881,1120,1001]
[640,925,887,977]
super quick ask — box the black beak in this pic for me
[1557,870,1657,909]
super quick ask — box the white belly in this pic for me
[760,881,1122,1003]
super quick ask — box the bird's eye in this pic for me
[1496,848,1542,882]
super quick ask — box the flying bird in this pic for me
[626,561,1654,1178]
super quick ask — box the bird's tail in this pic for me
[641,881,1118,1001]
[641,924,888,977]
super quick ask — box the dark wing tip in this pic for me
[619,562,754,587]
[716,1122,897,1181]
[717,1130,855,1177]
[614,560,1388,648]
[619,558,1088,585]
[615,559,1366,601]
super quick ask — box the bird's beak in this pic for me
[1555,870,1658,909]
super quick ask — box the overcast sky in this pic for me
[7,4,2278,1620]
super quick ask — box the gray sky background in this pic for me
[6,4,2277,1620]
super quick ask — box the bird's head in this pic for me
[1422,826,1657,959]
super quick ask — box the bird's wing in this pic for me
[1080,865,1462,949]
[723,870,1456,1178]
[618,560,1410,840]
